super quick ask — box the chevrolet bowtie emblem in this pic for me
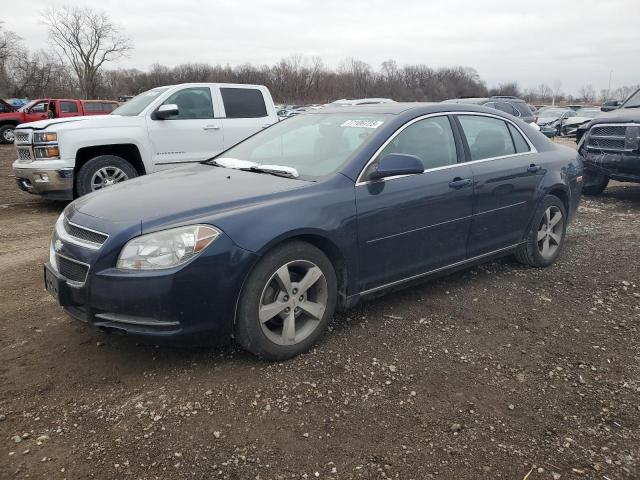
[54,239,63,252]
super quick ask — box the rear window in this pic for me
[221,88,268,118]
[84,102,102,112]
[513,102,533,117]
[60,101,78,113]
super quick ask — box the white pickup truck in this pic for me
[12,83,279,199]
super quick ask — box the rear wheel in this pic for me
[0,125,15,144]
[582,171,609,196]
[75,155,138,197]
[235,241,337,360]
[515,194,567,267]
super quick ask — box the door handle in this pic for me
[448,177,472,189]
[527,164,541,173]
[261,123,272,129]
[203,125,220,130]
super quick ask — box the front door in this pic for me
[455,114,544,257]
[355,115,474,292]
[23,101,49,123]
[147,86,224,170]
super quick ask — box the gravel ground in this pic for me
[0,142,639,480]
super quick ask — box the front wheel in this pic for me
[235,241,337,360]
[75,155,138,197]
[515,194,567,267]
[0,125,15,144]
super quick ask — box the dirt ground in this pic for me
[0,140,639,480]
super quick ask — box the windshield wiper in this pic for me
[247,165,299,178]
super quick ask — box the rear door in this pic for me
[355,115,474,292]
[58,100,80,118]
[455,114,543,257]
[218,87,277,148]
[146,86,224,170]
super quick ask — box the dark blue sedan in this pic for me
[45,103,583,360]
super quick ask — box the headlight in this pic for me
[33,132,57,143]
[33,146,60,159]
[117,225,220,270]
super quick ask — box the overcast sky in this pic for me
[5,0,640,95]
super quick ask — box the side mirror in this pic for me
[154,104,179,120]
[369,153,424,180]
[601,100,620,112]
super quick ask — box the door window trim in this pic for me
[355,111,538,186]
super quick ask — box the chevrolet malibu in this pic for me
[45,103,583,360]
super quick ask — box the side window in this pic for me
[221,88,268,118]
[458,115,516,160]
[101,103,116,112]
[84,102,102,112]
[31,102,48,113]
[60,101,78,113]
[161,87,214,120]
[0,103,10,112]
[507,123,531,153]
[377,116,457,170]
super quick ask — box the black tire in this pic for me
[75,155,138,197]
[0,125,15,144]
[235,240,337,360]
[515,194,567,268]
[582,171,609,196]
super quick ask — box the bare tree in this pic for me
[489,82,521,97]
[577,84,596,103]
[41,6,132,98]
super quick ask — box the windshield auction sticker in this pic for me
[341,120,384,129]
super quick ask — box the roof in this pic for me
[311,102,503,116]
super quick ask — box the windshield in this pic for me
[111,87,169,116]
[209,113,388,178]
[540,109,567,118]
[622,89,640,108]
[575,108,600,118]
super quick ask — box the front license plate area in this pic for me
[44,264,73,307]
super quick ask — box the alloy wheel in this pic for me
[91,166,129,191]
[537,206,563,259]
[259,260,328,346]
[3,128,14,142]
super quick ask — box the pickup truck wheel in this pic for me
[76,155,138,196]
[582,171,609,196]
[515,194,567,268]
[235,241,337,361]
[0,125,15,144]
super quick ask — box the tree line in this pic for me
[0,8,637,106]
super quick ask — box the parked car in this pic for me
[577,87,640,195]
[13,83,279,199]
[536,108,576,137]
[0,98,119,144]
[330,98,396,106]
[442,96,536,125]
[560,107,600,136]
[43,103,582,360]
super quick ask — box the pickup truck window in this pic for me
[161,87,214,120]
[221,88,267,118]
[60,101,78,113]
[111,87,169,116]
[30,102,48,113]
[84,103,102,112]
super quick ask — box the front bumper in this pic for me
[13,166,74,200]
[46,216,258,344]
[539,125,559,137]
[582,150,640,183]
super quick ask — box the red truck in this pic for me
[0,98,119,144]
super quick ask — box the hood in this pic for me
[70,163,312,232]
[588,106,640,124]
[564,116,593,126]
[15,114,137,131]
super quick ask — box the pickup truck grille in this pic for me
[14,131,30,144]
[17,148,32,161]
[63,218,109,246]
[587,124,640,152]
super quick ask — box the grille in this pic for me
[590,125,627,138]
[63,218,108,245]
[588,137,626,151]
[17,148,32,161]
[57,255,89,283]
[14,131,30,143]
